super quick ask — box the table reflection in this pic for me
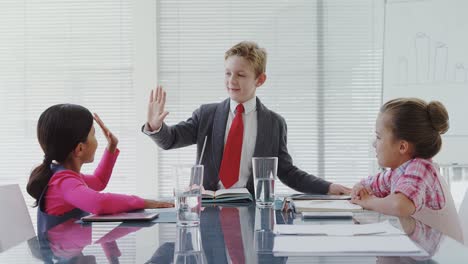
[29,212,141,263]
[378,216,444,264]
[0,202,465,264]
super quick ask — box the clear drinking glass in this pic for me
[252,157,278,207]
[173,164,204,226]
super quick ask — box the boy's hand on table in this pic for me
[328,183,352,195]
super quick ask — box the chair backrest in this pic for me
[0,184,35,252]
[459,187,468,246]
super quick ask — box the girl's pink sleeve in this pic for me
[82,148,120,191]
[360,175,375,188]
[360,171,390,197]
[55,172,145,215]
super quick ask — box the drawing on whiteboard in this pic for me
[385,0,468,139]
[397,32,467,85]
[454,63,467,83]
[414,32,431,83]
[397,57,408,85]
[433,42,448,82]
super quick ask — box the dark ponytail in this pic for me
[27,104,93,206]
[26,160,53,205]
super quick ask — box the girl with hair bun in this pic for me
[351,98,458,219]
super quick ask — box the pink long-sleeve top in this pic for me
[45,148,145,216]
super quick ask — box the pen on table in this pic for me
[281,197,296,222]
[281,197,289,211]
[289,200,296,220]
[353,231,387,236]
[287,232,387,236]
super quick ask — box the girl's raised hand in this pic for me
[93,113,119,153]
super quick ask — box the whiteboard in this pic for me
[383,0,468,163]
[383,0,468,137]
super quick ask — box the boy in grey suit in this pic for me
[142,41,350,196]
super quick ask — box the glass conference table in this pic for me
[1,203,467,264]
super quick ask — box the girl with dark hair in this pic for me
[27,104,173,216]
[350,98,460,221]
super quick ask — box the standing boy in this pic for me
[142,41,350,195]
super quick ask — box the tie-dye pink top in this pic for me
[361,158,445,212]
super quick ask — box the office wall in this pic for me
[383,0,468,164]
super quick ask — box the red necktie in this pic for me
[220,207,245,264]
[219,104,244,189]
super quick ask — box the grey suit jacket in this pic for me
[143,97,331,195]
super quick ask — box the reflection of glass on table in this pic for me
[173,226,206,264]
[254,206,275,252]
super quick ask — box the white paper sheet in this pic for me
[273,235,427,256]
[274,221,404,236]
[293,200,363,212]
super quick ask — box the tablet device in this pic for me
[81,211,159,222]
[301,211,353,220]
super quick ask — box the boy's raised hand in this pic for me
[93,113,119,153]
[147,85,170,132]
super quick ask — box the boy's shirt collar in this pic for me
[230,97,257,114]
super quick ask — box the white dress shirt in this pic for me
[218,96,257,189]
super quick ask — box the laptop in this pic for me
[81,210,159,222]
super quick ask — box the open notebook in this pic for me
[81,210,159,222]
[202,188,253,203]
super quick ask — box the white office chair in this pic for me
[0,184,35,252]
[459,187,468,246]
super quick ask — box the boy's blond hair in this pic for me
[224,41,267,77]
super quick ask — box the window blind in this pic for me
[0,0,137,234]
[155,0,384,198]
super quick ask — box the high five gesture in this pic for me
[93,113,118,153]
[146,85,169,132]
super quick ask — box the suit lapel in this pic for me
[247,98,270,193]
[253,97,269,158]
[211,99,230,176]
